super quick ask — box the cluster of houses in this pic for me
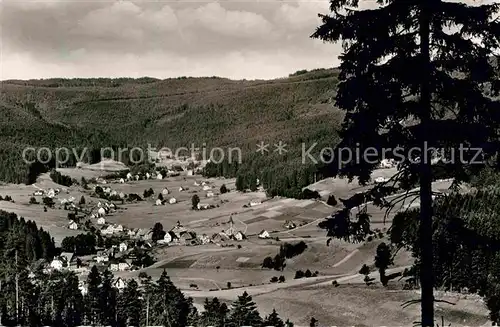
[33,187,63,198]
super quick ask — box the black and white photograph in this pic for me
[0,0,500,326]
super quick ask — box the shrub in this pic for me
[262,256,274,269]
[42,197,55,208]
[143,188,154,198]
[359,264,370,275]
[332,280,339,287]
[79,196,86,205]
[128,193,142,202]
[270,276,279,283]
[220,184,228,194]
[49,170,73,187]
[294,270,305,279]
[29,197,38,204]
[305,269,312,278]
[327,194,338,206]
[4,195,12,202]
[191,194,200,210]
[227,282,232,289]
[278,275,285,283]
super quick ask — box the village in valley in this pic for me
[0,147,476,325]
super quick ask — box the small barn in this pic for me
[258,230,270,239]
[169,197,177,204]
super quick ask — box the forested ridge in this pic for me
[0,69,341,185]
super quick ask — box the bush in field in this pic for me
[29,197,38,204]
[327,194,338,206]
[220,184,228,194]
[270,276,279,283]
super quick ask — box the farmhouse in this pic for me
[197,203,212,210]
[33,190,44,196]
[169,197,177,204]
[78,281,88,295]
[119,192,125,199]
[119,242,128,252]
[180,231,197,245]
[126,172,133,180]
[119,178,125,184]
[179,186,185,192]
[258,230,270,239]
[110,263,119,272]
[162,188,170,195]
[68,221,78,230]
[233,231,246,241]
[187,170,194,176]
[157,173,163,180]
[171,224,188,239]
[96,253,109,263]
[250,199,262,207]
[155,199,162,206]
[97,217,106,225]
[198,234,210,245]
[146,172,151,179]
[114,278,126,290]
[206,191,214,198]
[47,189,56,198]
[118,262,130,271]
[50,258,64,271]
[284,220,297,229]
[97,207,106,217]
[100,225,114,236]
[203,185,212,191]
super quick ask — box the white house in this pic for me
[126,172,133,181]
[60,198,68,205]
[113,224,124,233]
[250,199,262,207]
[375,176,389,184]
[96,253,109,263]
[119,178,125,184]
[135,174,140,181]
[203,185,212,191]
[68,196,75,203]
[50,258,64,271]
[179,186,185,192]
[110,263,119,272]
[119,192,125,199]
[110,190,117,196]
[119,242,128,252]
[284,220,297,229]
[206,191,214,198]
[146,172,151,179]
[33,190,44,196]
[201,181,207,186]
[78,281,88,295]
[187,170,194,176]
[68,221,78,230]
[157,173,163,180]
[97,207,106,217]
[97,201,102,207]
[118,262,130,271]
[158,232,173,245]
[234,231,246,241]
[169,197,177,204]
[101,225,114,235]
[47,189,56,198]
[258,230,270,239]
[197,203,210,210]
[128,229,137,237]
[162,188,170,195]
[97,217,106,225]
[156,199,163,206]
[194,181,200,186]
[114,278,126,290]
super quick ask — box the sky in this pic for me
[0,0,495,80]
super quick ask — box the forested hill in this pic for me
[0,68,343,184]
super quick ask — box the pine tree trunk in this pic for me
[419,0,434,326]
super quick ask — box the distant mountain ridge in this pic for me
[0,68,343,183]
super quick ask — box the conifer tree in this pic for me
[228,291,262,327]
[312,1,500,325]
[263,308,285,327]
